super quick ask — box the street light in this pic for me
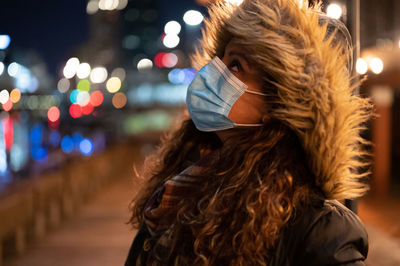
[369,57,384,74]
[0,35,11,50]
[183,10,204,26]
[326,3,343,19]
[164,21,181,35]
[356,58,368,75]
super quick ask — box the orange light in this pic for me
[10,88,21,103]
[112,92,127,109]
[47,106,60,122]
[90,91,104,107]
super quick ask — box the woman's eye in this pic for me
[229,60,242,72]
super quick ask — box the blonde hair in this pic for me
[129,0,373,265]
[193,0,372,199]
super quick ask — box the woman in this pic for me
[126,0,372,265]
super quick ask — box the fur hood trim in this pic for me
[192,0,372,199]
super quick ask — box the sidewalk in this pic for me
[4,172,137,266]
[359,197,400,266]
[4,171,400,266]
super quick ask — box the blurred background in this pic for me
[0,0,398,265]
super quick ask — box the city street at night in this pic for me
[1,0,400,265]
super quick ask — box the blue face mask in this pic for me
[186,56,268,132]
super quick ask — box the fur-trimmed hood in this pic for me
[192,0,372,200]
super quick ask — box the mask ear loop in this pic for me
[245,90,268,96]
[233,90,269,127]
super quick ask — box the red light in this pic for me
[81,103,94,115]
[3,117,13,151]
[47,106,60,122]
[162,53,178,68]
[69,104,82,118]
[90,91,104,107]
[48,119,60,129]
[2,99,13,112]
[154,52,167,67]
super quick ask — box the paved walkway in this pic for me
[4,172,137,266]
[4,172,400,266]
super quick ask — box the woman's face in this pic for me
[221,41,267,125]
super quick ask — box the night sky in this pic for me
[0,0,203,76]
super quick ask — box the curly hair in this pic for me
[129,0,372,264]
[130,119,320,265]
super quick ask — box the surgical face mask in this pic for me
[186,56,268,132]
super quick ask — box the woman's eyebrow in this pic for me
[227,51,250,65]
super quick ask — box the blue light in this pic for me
[168,69,185,85]
[0,62,4,76]
[72,133,82,149]
[61,136,74,153]
[49,130,61,147]
[31,147,47,162]
[79,138,93,156]
[182,68,196,85]
[0,35,11,50]
[70,90,79,104]
[30,124,43,146]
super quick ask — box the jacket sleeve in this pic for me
[299,200,369,266]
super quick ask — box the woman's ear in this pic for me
[261,113,270,124]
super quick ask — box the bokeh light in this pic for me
[356,58,368,75]
[79,138,94,156]
[2,99,13,112]
[49,130,61,147]
[154,53,178,68]
[7,62,19,77]
[137,59,153,72]
[0,35,11,50]
[86,0,99,14]
[112,92,127,109]
[0,62,4,76]
[117,0,128,10]
[81,103,94,115]
[0,90,9,104]
[3,117,13,151]
[69,104,82,118]
[162,53,178,68]
[90,91,104,107]
[164,21,181,35]
[123,35,141,50]
[90,67,108,83]
[168,68,196,85]
[63,57,80,79]
[77,91,91,106]
[111,68,126,81]
[47,106,60,122]
[99,0,118,10]
[70,89,79,104]
[76,63,91,79]
[57,78,70,93]
[31,147,47,162]
[326,3,343,19]
[163,34,180,49]
[61,136,74,153]
[30,124,43,146]
[77,79,91,91]
[106,77,122,93]
[370,57,384,74]
[183,10,204,26]
[10,89,21,103]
